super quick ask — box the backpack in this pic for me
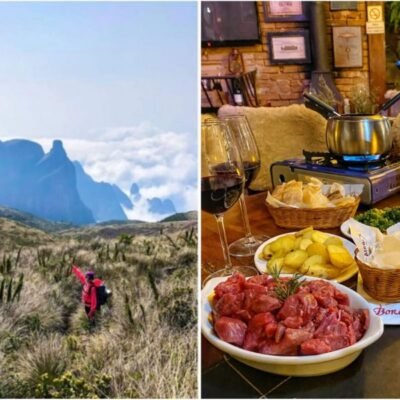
[90,283,110,310]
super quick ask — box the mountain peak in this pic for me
[130,183,140,196]
[148,197,176,215]
[36,139,68,169]
[0,139,95,225]
[50,139,67,157]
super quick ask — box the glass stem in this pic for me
[215,213,232,269]
[238,193,255,243]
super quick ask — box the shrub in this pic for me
[0,274,24,304]
[33,371,112,399]
[8,281,65,334]
[64,335,79,352]
[69,309,93,334]
[160,288,196,330]
[118,234,133,246]
[176,249,197,267]
[0,330,24,353]
[16,333,68,384]
[21,314,41,332]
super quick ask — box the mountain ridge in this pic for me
[73,161,133,222]
[0,139,95,225]
[0,138,182,224]
[0,205,197,235]
[161,210,197,222]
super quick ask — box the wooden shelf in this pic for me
[201,70,259,113]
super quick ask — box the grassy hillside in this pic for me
[0,218,55,247]
[0,206,74,233]
[0,206,197,234]
[58,219,197,240]
[0,218,197,398]
[161,211,197,222]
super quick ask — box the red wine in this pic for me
[201,174,243,214]
[212,161,260,189]
[211,162,237,175]
[243,160,260,188]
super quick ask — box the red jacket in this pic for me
[72,265,103,318]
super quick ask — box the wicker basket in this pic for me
[265,197,360,229]
[356,255,400,302]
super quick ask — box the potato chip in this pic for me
[268,178,356,209]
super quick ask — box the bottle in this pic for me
[343,98,350,114]
[233,79,244,106]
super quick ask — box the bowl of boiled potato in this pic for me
[254,227,358,283]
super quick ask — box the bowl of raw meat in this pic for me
[201,273,383,376]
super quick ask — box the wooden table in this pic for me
[202,192,400,398]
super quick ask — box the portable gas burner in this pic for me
[270,151,400,205]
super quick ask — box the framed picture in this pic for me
[267,31,311,64]
[332,26,363,68]
[264,1,309,22]
[330,2,358,11]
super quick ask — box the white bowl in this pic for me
[254,232,358,283]
[202,275,384,377]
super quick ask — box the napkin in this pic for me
[266,183,364,209]
[348,219,400,269]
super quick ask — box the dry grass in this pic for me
[16,333,69,383]
[0,223,198,398]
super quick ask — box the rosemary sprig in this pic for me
[267,264,305,301]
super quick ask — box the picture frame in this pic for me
[267,31,311,64]
[201,1,261,48]
[332,26,363,68]
[264,1,309,22]
[330,2,358,11]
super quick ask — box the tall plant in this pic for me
[389,2,400,33]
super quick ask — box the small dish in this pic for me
[202,275,384,376]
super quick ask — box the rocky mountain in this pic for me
[128,182,177,217]
[74,161,133,222]
[130,183,141,199]
[0,138,182,225]
[0,139,95,225]
[148,197,176,215]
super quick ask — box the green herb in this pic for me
[355,207,400,232]
[267,264,304,301]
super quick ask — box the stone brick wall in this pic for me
[325,2,369,99]
[201,1,371,108]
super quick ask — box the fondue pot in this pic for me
[304,92,400,162]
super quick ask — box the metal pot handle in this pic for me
[379,91,400,113]
[303,92,341,117]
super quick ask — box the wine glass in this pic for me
[219,115,269,257]
[201,119,259,285]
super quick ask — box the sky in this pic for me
[0,2,198,220]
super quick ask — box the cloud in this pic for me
[122,197,168,222]
[181,185,199,211]
[34,122,197,218]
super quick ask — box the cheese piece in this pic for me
[372,235,400,269]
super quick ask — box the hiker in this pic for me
[71,265,104,322]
